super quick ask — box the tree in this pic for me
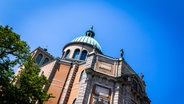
[0,25,52,103]
[16,56,52,103]
[0,25,29,88]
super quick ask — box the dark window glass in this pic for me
[80,50,87,60]
[79,70,84,82]
[72,98,76,104]
[72,49,80,59]
[64,49,70,58]
[42,58,49,65]
[36,54,43,64]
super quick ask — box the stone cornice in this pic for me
[85,68,127,83]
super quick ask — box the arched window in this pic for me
[64,49,70,58]
[72,49,80,59]
[36,53,43,64]
[42,58,49,65]
[80,50,87,60]
[79,70,84,82]
[72,98,76,104]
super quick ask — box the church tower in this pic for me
[24,27,150,104]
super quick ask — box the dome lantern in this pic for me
[86,26,95,38]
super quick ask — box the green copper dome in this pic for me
[70,27,102,52]
[71,36,102,51]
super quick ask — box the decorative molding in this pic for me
[99,63,112,71]
[53,79,65,83]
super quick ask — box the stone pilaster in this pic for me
[76,74,93,104]
[85,52,96,70]
[113,83,122,104]
[117,58,123,77]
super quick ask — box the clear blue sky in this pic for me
[1,0,184,104]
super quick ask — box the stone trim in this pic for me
[53,79,65,83]
[50,84,63,88]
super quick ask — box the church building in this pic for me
[16,27,150,104]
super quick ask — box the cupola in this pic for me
[62,27,102,61]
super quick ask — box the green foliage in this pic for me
[0,25,29,86]
[16,57,53,103]
[0,25,52,104]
